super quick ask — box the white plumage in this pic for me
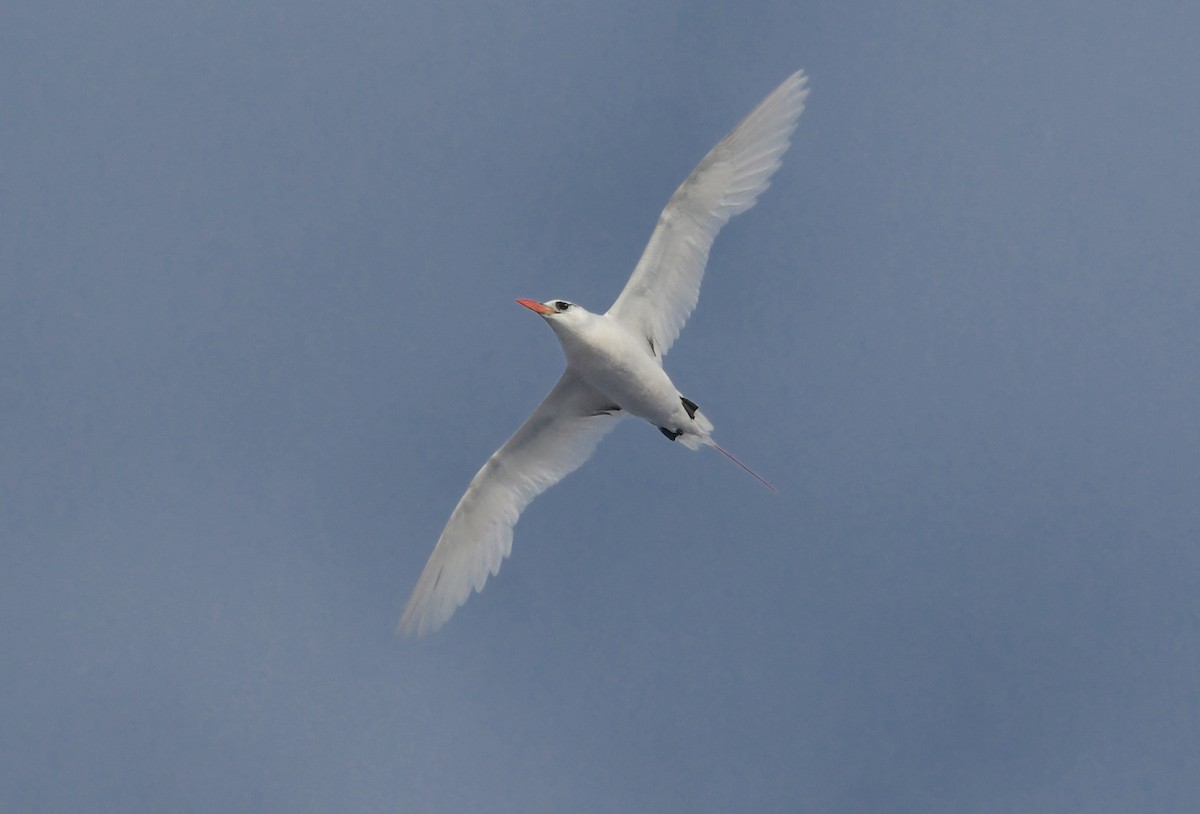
[608,71,810,357]
[400,71,809,636]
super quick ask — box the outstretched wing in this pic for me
[399,370,621,636]
[607,71,808,357]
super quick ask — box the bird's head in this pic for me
[515,298,593,334]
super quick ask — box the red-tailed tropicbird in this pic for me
[400,71,809,635]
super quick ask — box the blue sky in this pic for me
[4,1,1199,811]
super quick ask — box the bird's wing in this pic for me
[399,369,621,636]
[606,71,808,357]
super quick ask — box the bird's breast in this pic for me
[560,319,682,426]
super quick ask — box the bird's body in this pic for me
[544,304,707,445]
[400,71,809,636]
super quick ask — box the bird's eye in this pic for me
[555,301,570,311]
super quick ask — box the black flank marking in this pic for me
[680,397,699,420]
[659,426,682,441]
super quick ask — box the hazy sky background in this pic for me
[4,1,1199,811]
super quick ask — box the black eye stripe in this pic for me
[555,301,570,311]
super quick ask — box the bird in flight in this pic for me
[400,71,809,636]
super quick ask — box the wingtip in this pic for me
[395,608,421,638]
[397,586,451,638]
[782,70,811,111]
[769,70,810,117]
[396,605,447,638]
[395,612,420,638]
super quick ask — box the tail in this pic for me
[673,401,775,492]
[704,437,777,493]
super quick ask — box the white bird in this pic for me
[400,71,809,636]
